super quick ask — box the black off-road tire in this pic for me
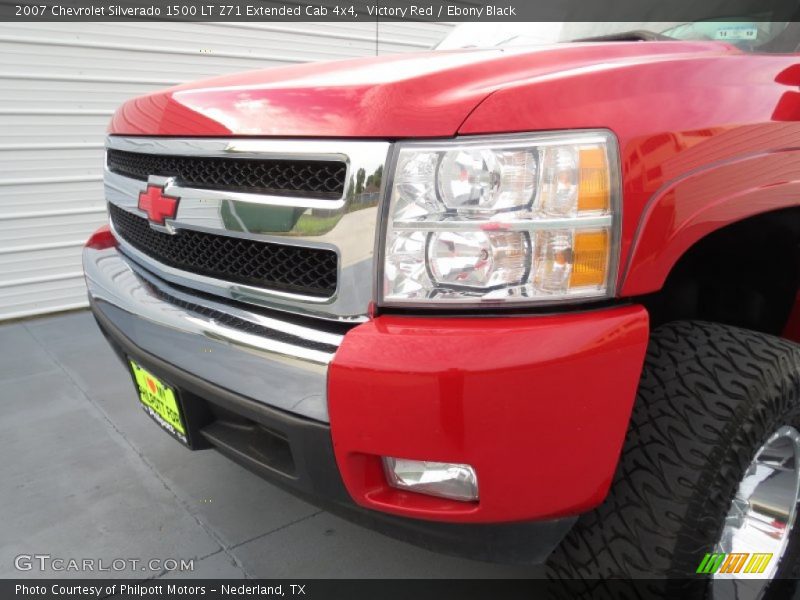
[546,321,800,598]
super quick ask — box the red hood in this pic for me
[110,42,736,138]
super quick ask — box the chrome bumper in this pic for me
[83,243,345,422]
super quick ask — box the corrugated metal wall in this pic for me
[0,21,453,320]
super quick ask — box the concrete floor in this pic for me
[0,310,539,579]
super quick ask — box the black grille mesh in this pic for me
[109,204,337,297]
[106,148,347,199]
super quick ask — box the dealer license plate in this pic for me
[129,360,188,445]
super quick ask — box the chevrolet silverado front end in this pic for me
[84,22,800,594]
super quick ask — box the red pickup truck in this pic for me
[83,21,800,595]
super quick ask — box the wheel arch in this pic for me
[632,200,800,337]
[619,148,800,299]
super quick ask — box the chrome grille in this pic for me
[104,137,390,320]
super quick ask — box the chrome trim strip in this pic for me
[128,259,344,349]
[108,135,357,161]
[104,136,391,321]
[83,243,340,421]
[390,215,613,232]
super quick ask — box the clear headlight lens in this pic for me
[381,131,619,306]
[437,149,538,212]
[428,230,530,289]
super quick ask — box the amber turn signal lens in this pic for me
[577,147,610,213]
[570,230,609,288]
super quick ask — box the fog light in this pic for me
[382,457,479,502]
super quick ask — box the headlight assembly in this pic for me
[379,130,620,306]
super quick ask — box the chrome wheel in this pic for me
[712,426,800,600]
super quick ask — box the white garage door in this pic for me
[0,21,453,321]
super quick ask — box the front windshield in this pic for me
[436,21,798,53]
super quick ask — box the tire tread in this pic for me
[547,321,800,586]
